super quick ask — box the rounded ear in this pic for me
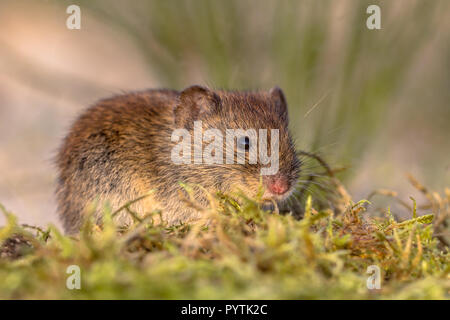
[269,86,288,123]
[174,85,221,127]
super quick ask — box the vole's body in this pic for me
[56,86,300,234]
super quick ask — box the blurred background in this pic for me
[0,0,449,228]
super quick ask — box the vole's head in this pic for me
[173,85,300,202]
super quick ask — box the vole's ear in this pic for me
[269,86,288,123]
[174,85,221,127]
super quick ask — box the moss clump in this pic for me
[0,177,448,299]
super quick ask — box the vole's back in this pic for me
[56,89,178,234]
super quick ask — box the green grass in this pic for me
[0,177,448,299]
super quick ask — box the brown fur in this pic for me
[55,86,300,234]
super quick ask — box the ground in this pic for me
[0,175,448,299]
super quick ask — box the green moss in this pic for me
[0,179,448,299]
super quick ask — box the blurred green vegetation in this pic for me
[2,0,448,191]
[72,0,450,183]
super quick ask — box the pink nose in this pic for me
[265,175,289,195]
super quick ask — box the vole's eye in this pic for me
[237,136,251,152]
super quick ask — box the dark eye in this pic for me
[237,136,251,151]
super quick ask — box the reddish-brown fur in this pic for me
[55,86,300,234]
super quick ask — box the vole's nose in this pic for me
[264,174,289,195]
